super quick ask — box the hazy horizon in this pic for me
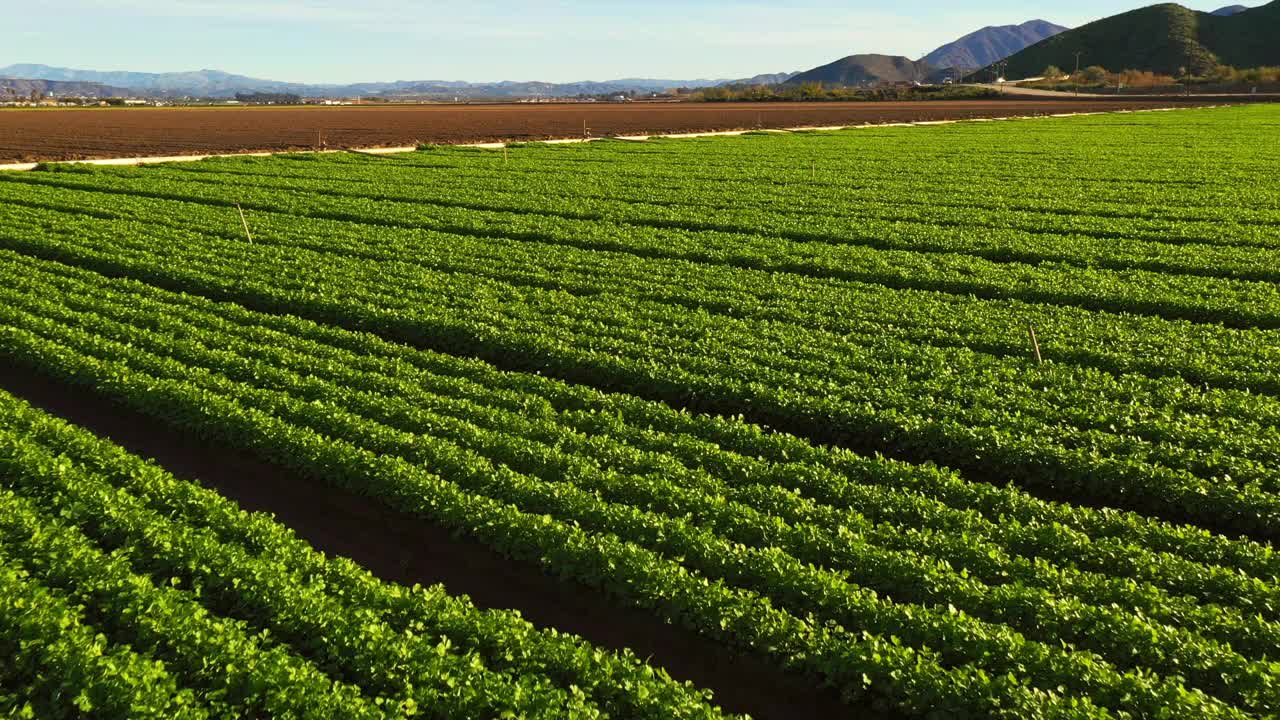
[7,1,1263,84]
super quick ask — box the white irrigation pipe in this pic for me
[0,145,417,172]
[0,104,1229,172]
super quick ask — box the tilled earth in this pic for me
[0,97,1259,162]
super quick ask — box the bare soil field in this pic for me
[0,97,1261,162]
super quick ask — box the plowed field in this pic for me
[0,97,1254,162]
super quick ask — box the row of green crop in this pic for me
[184,157,1279,233]
[6,203,1278,529]
[9,169,1280,330]
[11,175,1280,406]
[0,331,1121,720]
[174,143,1280,222]
[3,198,1279,537]
[1,253,1275,717]
[15,200,1275,488]
[8,256,1280,636]
[9,169,1280,398]
[300,108,1280,209]
[176,109,1280,216]
[0,558,210,720]
[7,248,1277,589]
[151,152,1280,260]
[151,152,1280,242]
[0,390,733,720]
[10,169,1280,396]
[32,160,1280,300]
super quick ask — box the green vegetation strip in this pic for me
[4,106,1280,719]
[1,251,1277,717]
[0,390,733,720]
[2,191,1279,537]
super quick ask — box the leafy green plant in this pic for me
[3,106,1280,719]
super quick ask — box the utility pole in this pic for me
[1186,51,1193,96]
[1073,51,1084,96]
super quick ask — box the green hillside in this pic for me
[992,1,1280,78]
[785,54,940,86]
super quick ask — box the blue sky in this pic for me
[5,1,1259,83]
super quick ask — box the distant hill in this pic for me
[1211,5,1250,15]
[989,1,1280,78]
[721,72,801,86]
[0,77,128,98]
[786,54,940,87]
[0,65,304,97]
[922,20,1069,70]
[0,64,736,98]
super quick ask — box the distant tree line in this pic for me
[1026,64,1280,91]
[234,92,302,104]
[692,83,999,103]
[1193,65,1280,84]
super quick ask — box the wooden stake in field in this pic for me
[503,145,509,163]
[235,203,254,244]
[1028,324,1043,364]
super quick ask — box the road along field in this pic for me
[2,104,1279,719]
[0,96,1262,162]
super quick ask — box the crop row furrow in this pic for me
[8,178,1280,404]
[0,432,612,720]
[7,196,1280,484]
[169,154,1280,224]
[7,171,1280,331]
[10,262,1280,688]
[2,325,1123,720]
[9,246,1275,581]
[4,219,1278,538]
[146,157,1280,249]
[0,390,733,720]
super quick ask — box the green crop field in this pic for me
[1,104,1279,719]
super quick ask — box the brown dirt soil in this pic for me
[0,98,1261,162]
[0,362,880,720]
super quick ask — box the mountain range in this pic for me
[782,21,1066,88]
[0,16,1058,99]
[990,1,1278,78]
[0,63,796,99]
[921,20,1069,70]
[730,72,802,86]
[786,55,942,87]
[4,3,1273,99]
[0,77,129,98]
